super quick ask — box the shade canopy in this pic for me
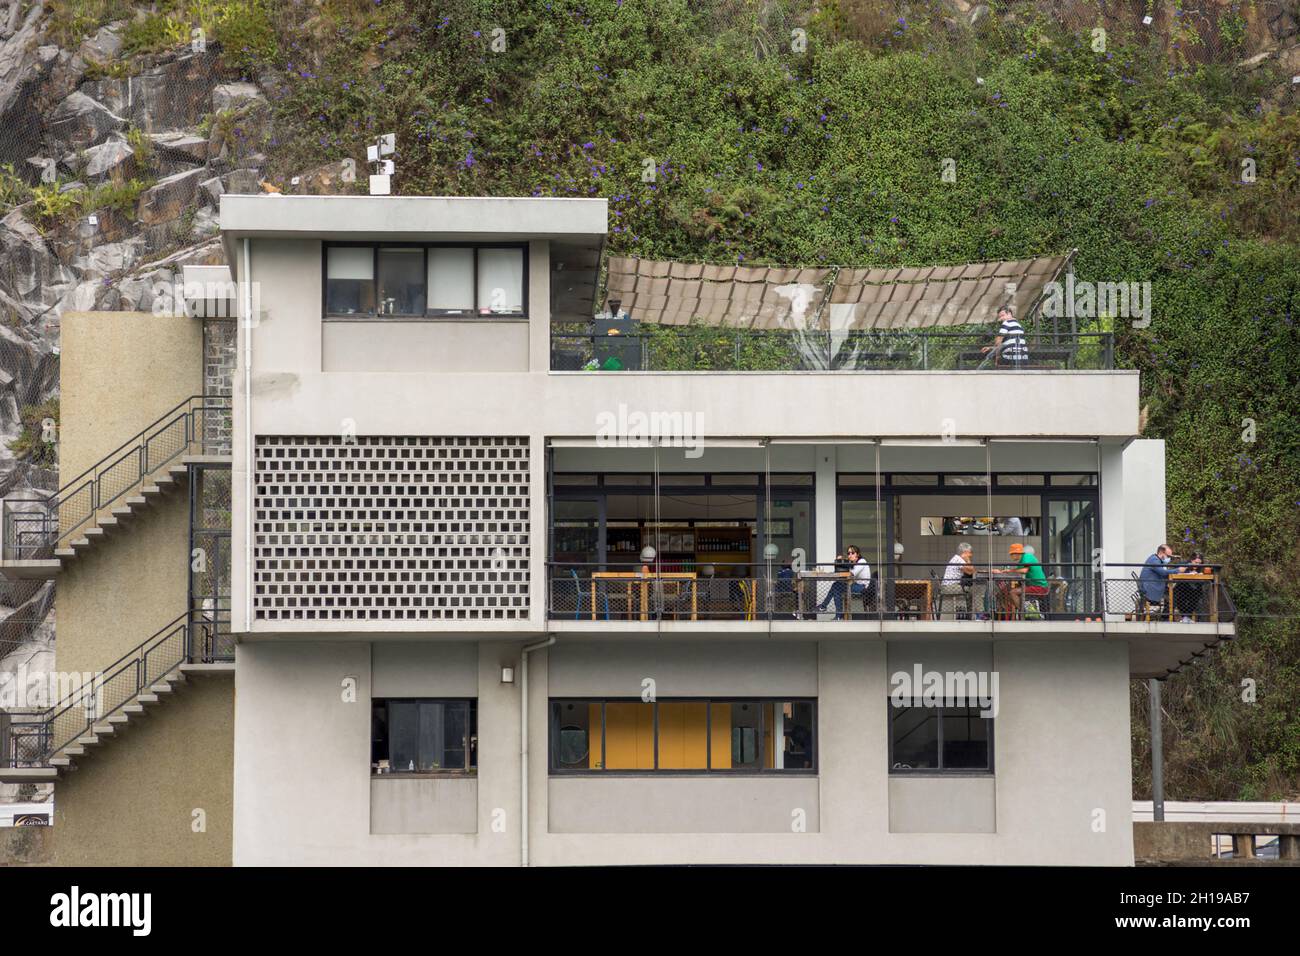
[603,253,1072,330]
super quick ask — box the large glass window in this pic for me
[325,246,375,315]
[549,699,816,773]
[377,247,426,316]
[324,244,526,317]
[372,699,477,774]
[427,247,475,315]
[477,247,525,314]
[889,703,991,772]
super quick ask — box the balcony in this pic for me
[552,325,1115,373]
[554,250,1115,373]
[546,561,1235,627]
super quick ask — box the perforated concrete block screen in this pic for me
[253,436,530,621]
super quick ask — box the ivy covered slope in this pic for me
[48,0,1300,798]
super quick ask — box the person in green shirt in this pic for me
[1006,543,1050,617]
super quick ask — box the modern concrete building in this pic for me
[1,194,1235,866]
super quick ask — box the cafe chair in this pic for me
[932,570,973,620]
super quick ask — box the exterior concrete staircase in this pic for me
[0,395,231,580]
[0,611,233,784]
[49,454,227,568]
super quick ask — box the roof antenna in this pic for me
[367,133,396,195]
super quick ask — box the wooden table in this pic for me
[590,572,698,621]
[892,579,933,620]
[1167,573,1218,623]
[971,570,1031,618]
[795,571,853,619]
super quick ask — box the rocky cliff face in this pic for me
[0,9,279,767]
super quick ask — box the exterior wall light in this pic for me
[501,666,515,684]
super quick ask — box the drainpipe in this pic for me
[520,634,555,868]
[241,238,254,631]
[1149,677,1164,822]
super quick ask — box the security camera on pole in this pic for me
[368,133,396,195]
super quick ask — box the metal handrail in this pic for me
[1,395,232,561]
[546,561,1230,623]
[2,608,231,769]
[550,326,1116,372]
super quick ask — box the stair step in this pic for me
[124,495,146,508]
[122,704,145,715]
[96,516,120,530]
[69,538,92,551]
[91,723,115,736]
[75,735,100,748]
[107,714,130,725]
[150,681,176,694]
[64,746,86,756]
[110,505,134,519]
[49,756,73,768]
[139,485,164,498]
[136,693,160,704]
[54,548,75,559]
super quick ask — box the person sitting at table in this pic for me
[981,304,1029,367]
[1001,543,1050,616]
[816,545,872,617]
[939,543,976,619]
[1138,544,1186,616]
[1173,551,1211,622]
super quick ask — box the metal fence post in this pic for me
[1149,678,1165,822]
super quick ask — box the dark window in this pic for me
[1049,474,1098,486]
[324,244,526,317]
[890,474,940,486]
[377,248,425,316]
[549,698,816,774]
[325,246,374,315]
[890,703,992,772]
[372,699,477,774]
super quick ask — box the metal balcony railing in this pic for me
[551,327,1115,372]
[547,561,1233,624]
[1,395,232,562]
[2,607,231,770]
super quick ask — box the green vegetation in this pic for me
[0,163,33,212]
[8,400,60,469]
[28,177,150,230]
[48,0,278,74]
[125,125,156,174]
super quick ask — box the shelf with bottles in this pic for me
[552,523,598,557]
[691,526,753,555]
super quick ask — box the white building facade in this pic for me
[220,195,1232,866]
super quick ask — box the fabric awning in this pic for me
[604,253,1072,330]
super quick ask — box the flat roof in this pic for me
[219,194,608,242]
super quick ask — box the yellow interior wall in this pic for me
[657,702,708,769]
[604,702,654,770]
[710,703,732,769]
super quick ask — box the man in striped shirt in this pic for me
[982,304,1029,366]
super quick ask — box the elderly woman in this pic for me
[939,543,976,619]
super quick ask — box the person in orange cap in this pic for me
[1003,542,1050,617]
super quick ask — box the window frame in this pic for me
[371,697,478,777]
[322,241,529,321]
[547,697,818,776]
[887,700,995,776]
